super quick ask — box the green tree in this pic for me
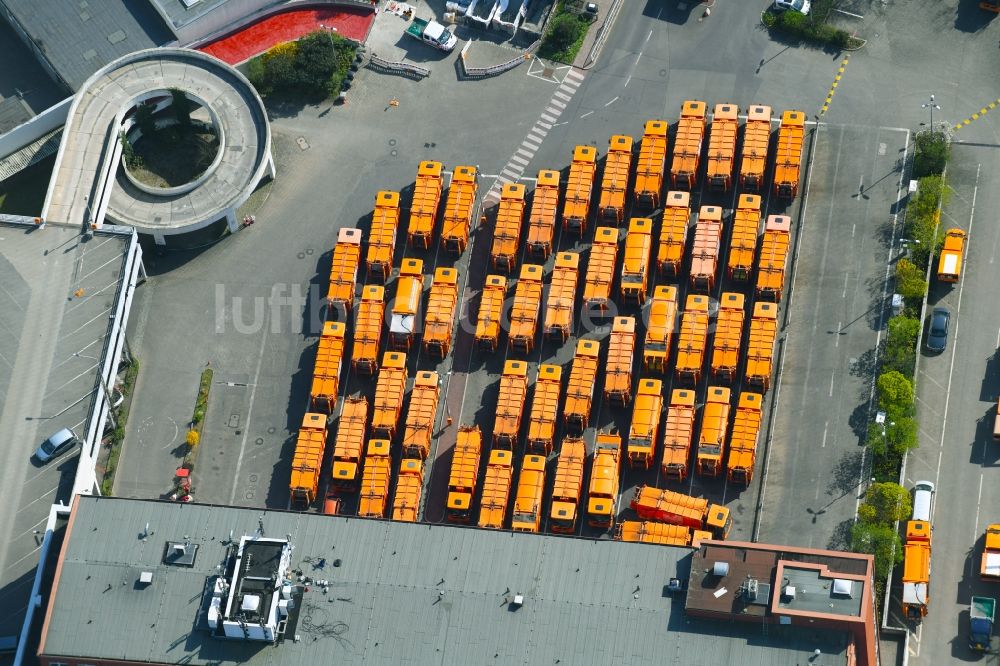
[876,370,914,418]
[170,88,192,127]
[884,315,919,376]
[913,131,949,178]
[858,482,912,525]
[135,102,156,138]
[542,13,586,58]
[895,259,927,300]
[295,32,339,95]
[851,521,904,581]
[886,416,919,456]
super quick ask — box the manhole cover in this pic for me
[267,427,276,434]
[256,438,264,446]
[389,138,397,146]
[306,248,314,255]
[245,491,255,500]
[229,414,240,427]
[543,66,554,76]
[298,252,306,259]
[250,474,258,483]
[296,136,310,150]
[391,149,398,157]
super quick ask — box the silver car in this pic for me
[34,428,80,463]
[774,0,811,14]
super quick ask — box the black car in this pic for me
[926,307,950,352]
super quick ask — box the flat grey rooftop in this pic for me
[0,223,132,635]
[779,566,863,617]
[0,0,173,91]
[42,496,848,666]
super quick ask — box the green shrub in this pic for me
[883,315,919,377]
[767,6,851,49]
[246,34,355,100]
[539,8,590,63]
[762,10,778,27]
[876,370,914,419]
[858,482,912,525]
[851,521,903,581]
[894,259,927,301]
[914,131,949,177]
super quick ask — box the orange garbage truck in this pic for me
[616,521,710,547]
[366,190,400,283]
[937,228,967,283]
[331,397,368,492]
[981,524,1000,581]
[628,378,663,469]
[690,205,722,293]
[371,351,407,440]
[586,430,622,529]
[352,285,385,376]
[584,226,619,311]
[390,258,424,351]
[621,217,653,304]
[706,103,738,192]
[661,389,696,483]
[657,190,690,278]
[599,134,633,225]
[358,438,392,518]
[643,285,677,374]
[475,275,507,352]
[550,438,586,533]
[527,364,562,455]
[392,458,425,523]
[756,214,791,301]
[422,267,459,358]
[728,194,761,282]
[441,165,478,255]
[774,110,806,199]
[544,252,580,343]
[490,183,527,273]
[311,321,347,414]
[745,301,779,392]
[739,105,773,192]
[478,449,514,529]
[675,294,710,386]
[727,392,763,485]
[711,292,746,383]
[446,425,483,523]
[511,454,547,532]
[495,360,529,450]
[697,386,732,477]
[633,119,669,210]
[509,264,544,354]
[565,339,601,435]
[563,145,598,235]
[670,100,707,190]
[527,169,561,259]
[605,316,636,406]
[408,160,443,249]
[630,485,732,540]
[290,412,328,509]
[402,371,440,460]
[327,227,362,317]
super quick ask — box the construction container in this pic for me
[408,160,443,249]
[527,169,561,259]
[392,458,425,523]
[511,454,546,532]
[675,295,710,386]
[544,252,580,343]
[697,386,732,477]
[643,285,677,374]
[599,134,633,224]
[478,449,513,529]
[495,360,529,450]
[527,364,562,455]
[662,389,697,482]
[565,339,601,435]
[327,227,362,316]
[616,521,711,548]
[586,431,622,529]
[633,119,669,210]
[756,215,791,301]
[330,397,368,491]
[358,439,392,518]
[670,100,707,190]
[446,425,483,523]
[706,103,738,192]
[711,292,746,383]
[605,316,636,406]
[475,275,507,352]
[727,392,763,485]
[728,194,761,282]
[509,264,544,354]
[310,321,347,414]
[584,226,619,311]
[366,190,400,283]
[490,183,527,273]
[402,371,440,460]
[422,267,459,358]
[689,205,722,293]
[550,439,586,533]
[628,378,663,469]
[774,110,806,199]
[746,301,779,392]
[289,412,328,508]
[657,191,690,278]
[352,285,384,375]
[390,258,424,351]
[739,105,773,192]
[441,165,478,255]
[563,145,598,235]
[630,485,732,540]
[621,217,653,304]
[371,351,407,440]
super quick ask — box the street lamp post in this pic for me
[922,94,941,131]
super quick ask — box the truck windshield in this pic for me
[791,0,804,8]
[438,29,453,44]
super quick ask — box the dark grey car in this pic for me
[926,307,950,352]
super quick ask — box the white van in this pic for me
[912,480,935,522]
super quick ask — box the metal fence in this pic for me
[367,54,430,79]
[460,51,529,79]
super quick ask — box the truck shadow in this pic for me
[969,407,1000,467]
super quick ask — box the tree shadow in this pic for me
[828,518,855,551]
[955,0,998,33]
[828,450,865,497]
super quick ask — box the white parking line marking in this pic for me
[604,96,619,107]
[821,422,829,448]
[580,110,593,119]
[835,321,842,346]
[829,370,835,397]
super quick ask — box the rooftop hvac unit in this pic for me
[512,594,524,608]
[241,594,261,613]
[832,579,853,598]
[138,571,153,585]
[783,585,796,600]
[712,561,729,577]
[745,578,758,601]
[277,599,290,618]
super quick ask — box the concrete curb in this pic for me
[581,0,624,70]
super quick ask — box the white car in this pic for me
[774,0,811,14]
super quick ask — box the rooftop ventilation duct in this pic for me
[712,561,729,577]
